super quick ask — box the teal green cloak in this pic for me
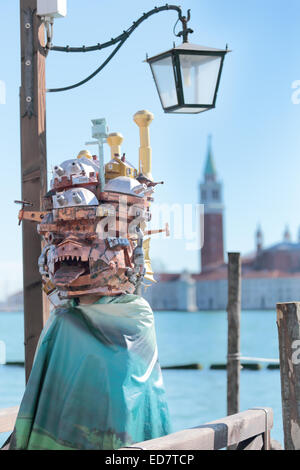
[10,295,171,450]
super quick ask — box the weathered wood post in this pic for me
[20,0,49,381]
[277,302,300,450]
[227,252,241,416]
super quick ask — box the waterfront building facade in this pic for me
[143,138,300,311]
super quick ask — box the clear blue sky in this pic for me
[1,0,300,298]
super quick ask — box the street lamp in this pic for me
[46,5,229,115]
[147,43,228,114]
[146,10,228,114]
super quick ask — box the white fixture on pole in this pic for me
[37,0,67,18]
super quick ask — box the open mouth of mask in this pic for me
[53,255,89,286]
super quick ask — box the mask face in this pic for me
[36,154,154,306]
[18,111,166,307]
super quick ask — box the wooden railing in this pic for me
[120,408,274,450]
[1,407,273,450]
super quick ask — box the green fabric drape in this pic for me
[10,295,171,450]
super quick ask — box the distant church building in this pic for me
[144,137,300,311]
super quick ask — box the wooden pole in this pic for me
[227,252,241,416]
[277,302,300,450]
[20,0,49,382]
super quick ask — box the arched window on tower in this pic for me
[212,189,219,200]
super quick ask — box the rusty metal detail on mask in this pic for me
[16,111,170,307]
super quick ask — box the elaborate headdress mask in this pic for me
[17,110,169,307]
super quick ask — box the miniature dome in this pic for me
[52,188,99,208]
[51,157,100,190]
[104,176,146,197]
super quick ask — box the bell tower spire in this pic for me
[204,135,217,182]
[283,225,291,242]
[256,224,263,254]
[199,136,224,272]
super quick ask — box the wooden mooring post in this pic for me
[227,252,241,417]
[277,302,300,450]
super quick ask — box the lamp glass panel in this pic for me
[150,56,178,108]
[179,54,222,105]
[169,107,210,113]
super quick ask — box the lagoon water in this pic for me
[0,309,283,447]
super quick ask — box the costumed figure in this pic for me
[10,110,171,450]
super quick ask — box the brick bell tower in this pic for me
[200,136,224,272]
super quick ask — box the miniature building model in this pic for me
[105,133,138,181]
[17,110,168,308]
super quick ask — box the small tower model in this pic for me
[105,133,137,181]
[85,118,108,191]
[133,110,154,181]
[200,136,224,272]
